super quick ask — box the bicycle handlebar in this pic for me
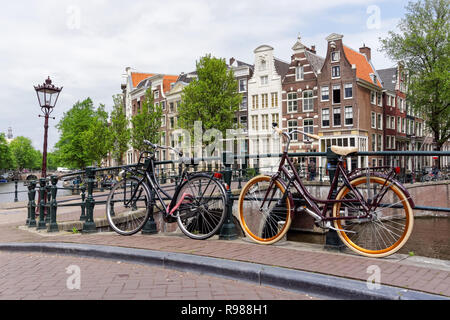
[143,140,183,157]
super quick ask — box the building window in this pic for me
[240,95,247,110]
[372,134,376,151]
[169,102,175,113]
[377,92,382,106]
[397,117,401,133]
[377,134,382,151]
[251,115,258,130]
[371,112,376,129]
[377,114,382,130]
[322,108,330,127]
[252,95,258,109]
[332,85,341,104]
[333,108,341,126]
[344,83,353,99]
[391,116,395,130]
[261,114,269,130]
[303,119,313,140]
[295,66,304,81]
[261,93,268,108]
[402,118,406,133]
[371,91,376,104]
[154,90,159,99]
[331,51,340,62]
[260,76,268,85]
[259,59,267,71]
[287,92,298,113]
[239,79,247,92]
[271,92,278,107]
[161,115,166,127]
[302,90,314,112]
[321,86,329,101]
[240,116,247,128]
[332,66,340,78]
[288,120,298,141]
[272,113,279,126]
[345,106,353,125]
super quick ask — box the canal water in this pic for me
[288,217,450,261]
[0,181,72,203]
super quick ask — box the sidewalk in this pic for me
[0,204,449,299]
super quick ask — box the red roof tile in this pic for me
[343,46,382,87]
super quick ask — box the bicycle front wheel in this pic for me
[176,174,227,240]
[106,177,151,236]
[333,175,414,258]
[238,175,292,245]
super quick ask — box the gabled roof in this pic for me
[377,67,397,92]
[131,72,154,88]
[305,51,325,74]
[343,46,382,88]
[274,58,290,78]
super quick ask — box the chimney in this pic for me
[359,44,371,61]
[229,57,235,66]
[310,45,316,54]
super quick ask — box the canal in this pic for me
[0,181,72,203]
[288,216,450,261]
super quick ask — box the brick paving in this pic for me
[0,251,316,300]
[0,205,449,298]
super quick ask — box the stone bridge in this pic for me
[17,171,58,181]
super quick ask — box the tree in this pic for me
[0,133,14,170]
[110,94,130,165]
[56,98,112,169]
[9,136,39,171]
[130,88,163,152]
[380,0,450,155]
[178,54,242,137]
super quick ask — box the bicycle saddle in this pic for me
[331,146,358,156]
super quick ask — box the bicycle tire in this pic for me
[175,174,227,240]
[238,175,292,245]
[106,176,151,236]
[333,175,414,258]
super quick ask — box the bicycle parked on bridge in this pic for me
[106,140,228,240]
[237,124,415,258]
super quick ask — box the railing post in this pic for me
[219,151,238,240]
[324,148,345,250]
[82,167,97,233]
[14,179,18,202]
[141,188,157,235]
[36,178,47,230]
[45,183,51,223]
[27,181,37,227]
[79,185,86,221]
[47,175,59,232]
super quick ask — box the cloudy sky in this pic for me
[0,0,408,151]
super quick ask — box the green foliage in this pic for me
[110,94,130,165]
[178,54,242,137]
[131,88,163,152]
[0,133,14,170]
[55,98,112,169]
[380,0,450,150]
[9,136,40,171]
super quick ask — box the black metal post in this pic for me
[82,167,97,233]
[219,151,238,240]
[47,175,59,232]
[36,178,47,230]
[324,148,345,250]
[14,179,18,202]
[45,183,51,223]
[141,188,157,235]
[26,181,37,227]
[79,185,86,221]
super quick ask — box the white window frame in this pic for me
[344,106,353,126]
[331,51,340,62]
[287,92,298,113]
[344,83,353,99]
[322,108,330,128]
[302,90,314,112]
[321,86,329,102]
[260,75,268,86]
[333,107,341,127]
[371,112,376,129]
[295,66,304,81]
[331,65,341,79]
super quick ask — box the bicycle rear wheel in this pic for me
[238,175,292,245]
[333,175,414,258]
[106,177,151,236]
[176,174,227,240]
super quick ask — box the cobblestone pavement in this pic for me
[0,206,449,298]
[0,251,317,300]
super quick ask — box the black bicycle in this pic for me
[106,140,228,239]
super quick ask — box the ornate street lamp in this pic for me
[34,77,63,179]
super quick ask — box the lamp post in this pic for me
[34,77,62,219]
[34,77,62,179]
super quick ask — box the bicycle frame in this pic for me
[266,150,388,222]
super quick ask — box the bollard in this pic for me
[45,183,52,223]
[26,181,37,227]
[82,167,97,233]
[219,151,238,240]
[324,148,345,250]
[36,178,47,230]
[141,188,157,235]
[47,175,59,232]
[14,179,18,202]
[79,185,86,221]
